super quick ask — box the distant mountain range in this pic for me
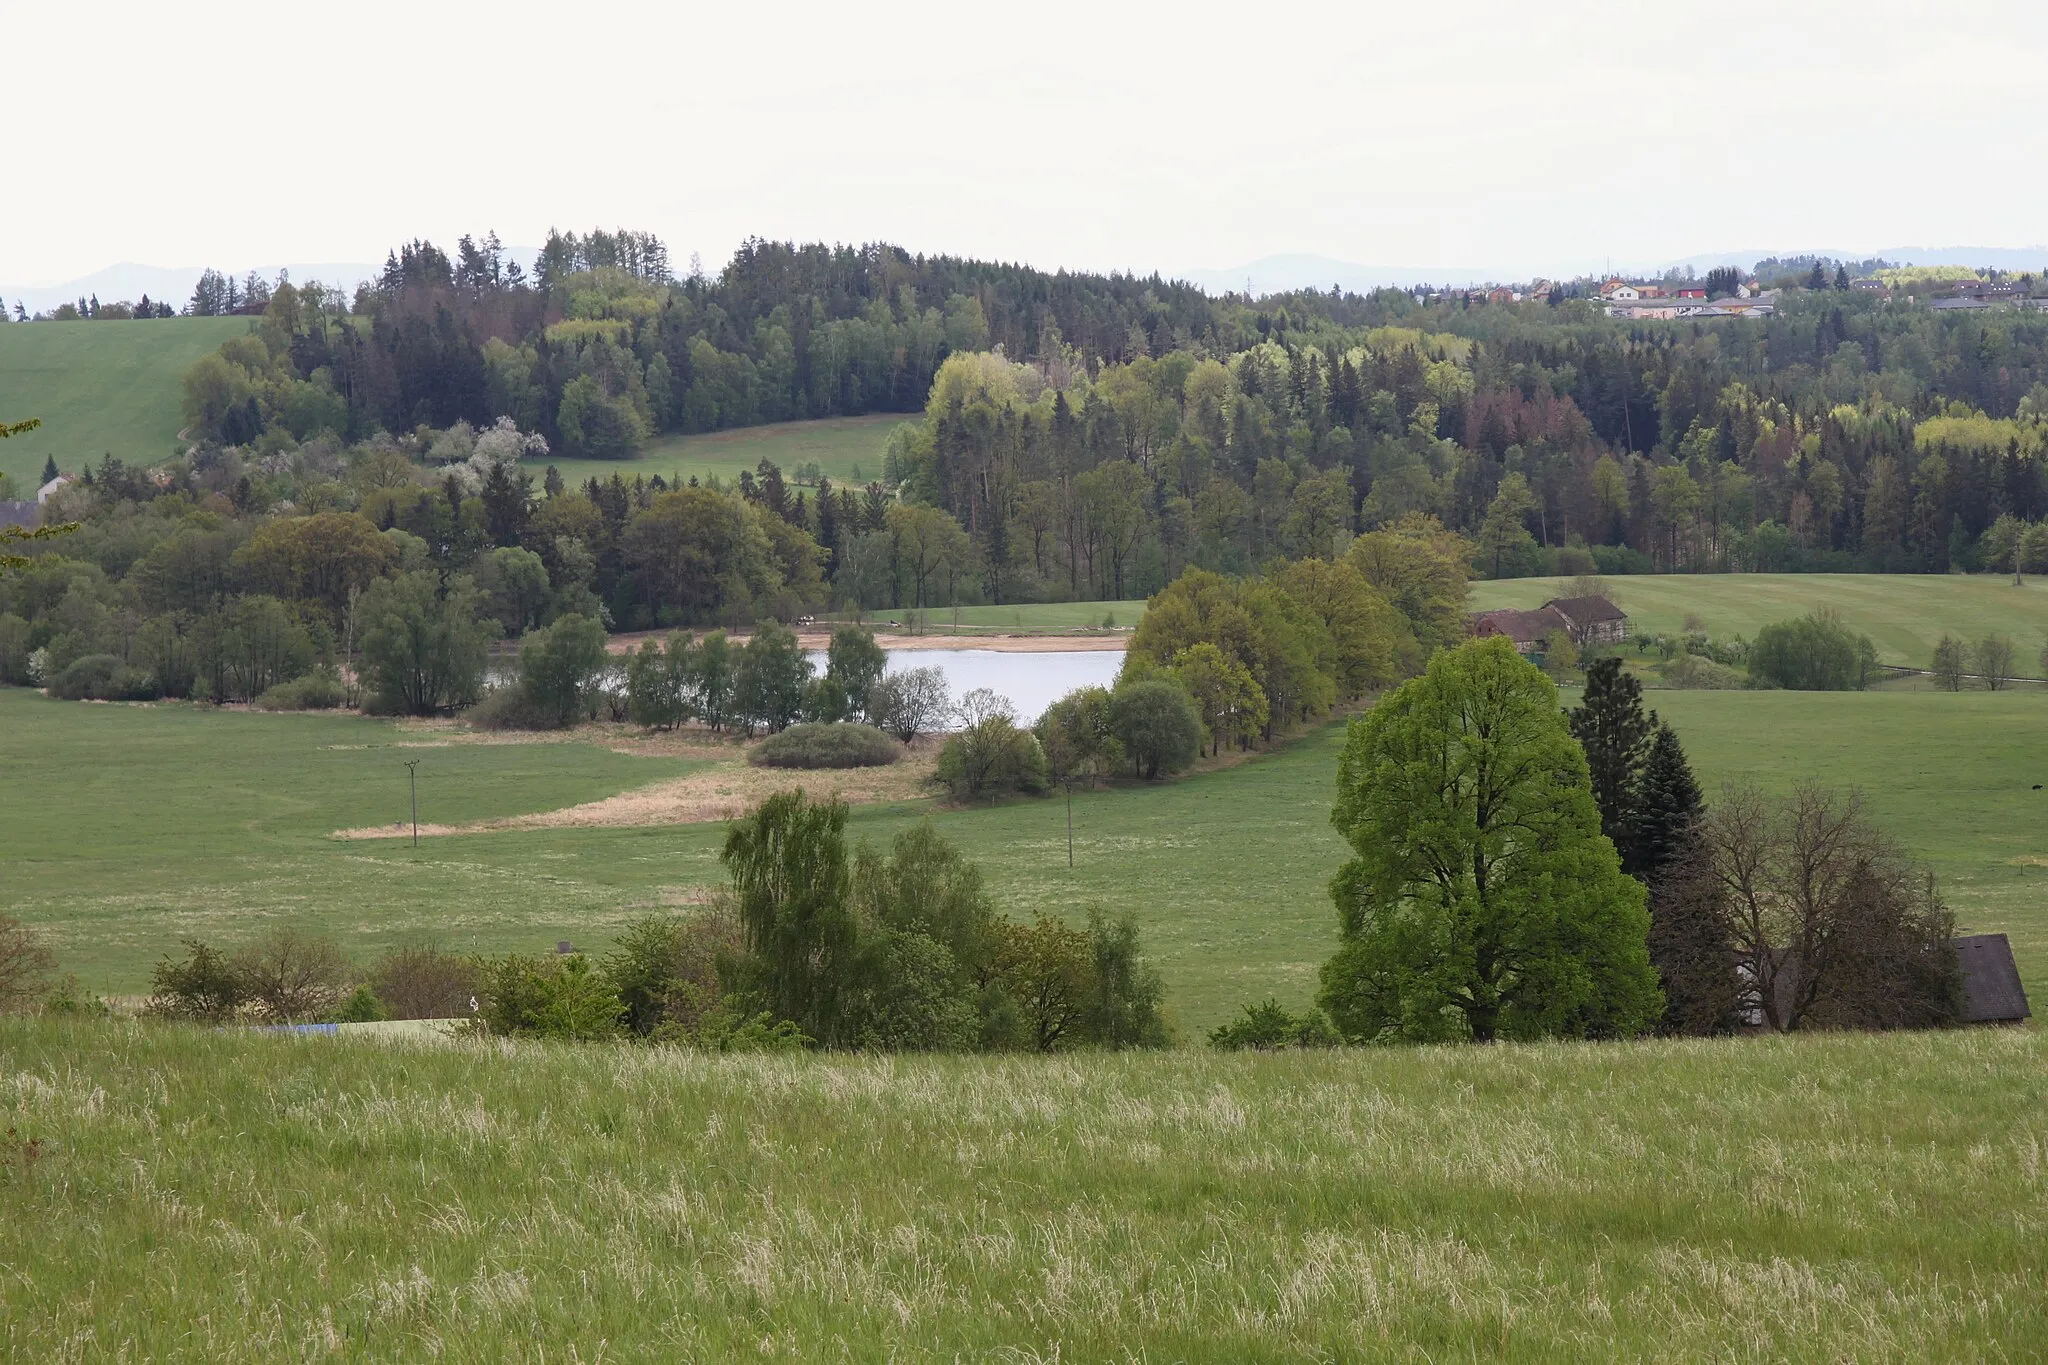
[1179,247,2048,298]
[0,261,382,315]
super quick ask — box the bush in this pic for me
[251,667,347,711]
[147,940,249,1022]
[50,653,160,702]
[934,716,1049,801]
[1083,908,1171,1049]
[868,665,952,742]
[0,913,56,1015]
[750,722,905,770]
[232,928,356,1022]
[334,985,389,1023]
[604,907,743,1038]
[1107,678,1202,779]
[474,952,623,1040]
[368,944,480,1020]
[1749,610,1880,691]
[1208,999,1341,1050]
[465,682,558,731]
[1661,652,1743,689]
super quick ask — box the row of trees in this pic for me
[1280,643,1963,1046]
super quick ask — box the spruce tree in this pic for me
[1567,656,1654,874]
[41,455,58,486]
[1635,722,1737,1034]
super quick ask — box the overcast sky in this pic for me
[8,0,2046,285]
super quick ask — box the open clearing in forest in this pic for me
[0,317,252,485]
[0,1018,2040,1358]
[1472,572,2048,670]
[522,413,908,491]
[6,683,2047,1029]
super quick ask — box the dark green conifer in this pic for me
[1567,656,1654,874]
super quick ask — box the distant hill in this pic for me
[0,318,253,487]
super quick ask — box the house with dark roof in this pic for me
[1542,595,1629,646]
[1470,606,1567,654]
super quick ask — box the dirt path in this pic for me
[332,739,940,840]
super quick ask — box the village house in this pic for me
[1468,594,1630,654]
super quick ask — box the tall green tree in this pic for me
[1319,638,1660,1043]
[1566,656,1655,875]
[356,571,493,714]
[1633,722,1737,1034]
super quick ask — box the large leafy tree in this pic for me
[1319,638,1661,1043]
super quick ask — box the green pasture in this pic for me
[1473,572,2048,671]
[1,1018,2040,1358]
[0,318,251,487]
[6,682,2046,1029]
[526,413,909,491]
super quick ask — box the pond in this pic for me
[861,649,1125,725]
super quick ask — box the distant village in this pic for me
[1419,263,2048,321]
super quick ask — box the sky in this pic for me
[7,0,2048,287]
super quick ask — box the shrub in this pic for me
[251,666,346,711]
[1107,678,1202,779]
[604,907,743,1038]
[0,913,56,1015]
[334,985,389,1023]
[1661,652,1742,689]
[474,953,623,1040]
[148,940,249,1022]
[232,928,356,1022]
[1083,907,1172,1048]
[1749,610,1879,690]
[1208,999,1341,1050]
[368,944,480,1020]
[933,702,1049,802]
[750,722,905,770]
[0,613,32,686]
[465,683,557,731]
[50,653,160,702]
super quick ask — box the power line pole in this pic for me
[1065,778,1074,869]
[407,760,421,847]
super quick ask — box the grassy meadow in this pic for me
[1473,572,2048,671]
[7,680,2048,1029]
[525,413,909,491]
[844,599,1146,632]
[0,318,252,486]
[1,1018,2041,1358]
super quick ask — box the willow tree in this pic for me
[1319,638,1661,1043]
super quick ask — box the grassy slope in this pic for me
[0,318,251,486]
[0,1019,2040,1358]
[8,684,2048,1029]
[1472,572,2048,669]
[527,413,909,491]
[843,600,1147,632]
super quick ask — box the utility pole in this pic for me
[1064,778,1074,869]
[404,759,420,848]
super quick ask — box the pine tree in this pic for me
[1633,723,1736,1034]
[1567,656,1654,874]
[41,455,58,486]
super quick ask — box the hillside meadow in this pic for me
[5,680,2046,1028]
[522,413,907,491]
[1472,572,2048,671]
[0,1018,2041,1359]
[0,318,251,486]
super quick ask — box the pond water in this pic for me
[860,649,1125,725]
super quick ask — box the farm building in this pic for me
[1543,595,1629,646]
[1469,595,1629,654]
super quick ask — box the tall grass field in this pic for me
[0,318,252,486]
[1473,572,2048,670]
[5,681,2046,1027]
[526,413,909,491]
[0,1019,2040,1358]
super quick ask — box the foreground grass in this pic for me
[523,413,907,492]
[0,318,252,484]
[8,682,2048,1029]
[1,1019,2041,1359]
[1473,572,2048,670]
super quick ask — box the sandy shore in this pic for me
[604,628,1130,655]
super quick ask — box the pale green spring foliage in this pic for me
[2,1019,2043,1358]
